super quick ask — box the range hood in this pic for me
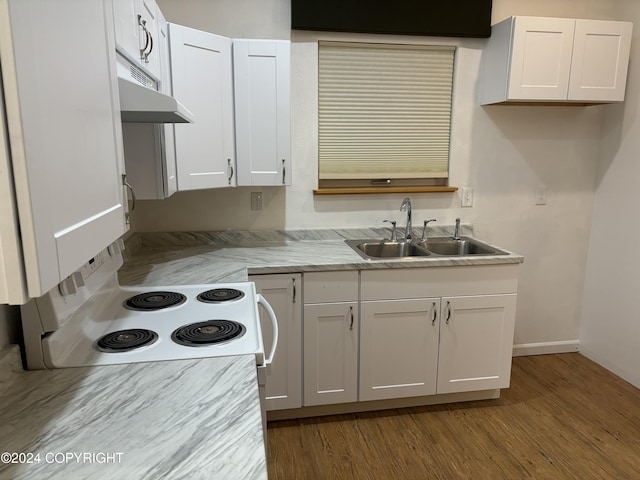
[116,53,194,124]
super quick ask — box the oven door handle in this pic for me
[257,294,278,366]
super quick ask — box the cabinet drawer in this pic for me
[303,271,358,304]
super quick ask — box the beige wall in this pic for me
[147,0,618,349]
[581,0,640,388]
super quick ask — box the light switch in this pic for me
[461,187,474,207]
[535,185,548,205]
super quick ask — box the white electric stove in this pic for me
[21,239,278,373]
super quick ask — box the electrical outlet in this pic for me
[535,185,548,205]
[461,187,474,207]
[250,192,263,211]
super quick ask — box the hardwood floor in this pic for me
[266,353,640,479]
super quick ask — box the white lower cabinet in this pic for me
[269,265,518,413]
[359,298,439,401]
[303,302,359,406]
[251,274,302,411]
[437,294,517,394]
[303,271,359,406]
[360,265,519,400]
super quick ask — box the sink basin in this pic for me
[345,240,431,259]
[421,237,507,256]
[345,236,508,259]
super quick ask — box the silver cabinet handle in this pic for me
[282,159,286,184]
[431,302,437,326]
[445,301,451,324]
[227,159,234,185]
[122,174,136,223]
[292,278,296,303]
[137,15,153,63]
[349,305,354,331]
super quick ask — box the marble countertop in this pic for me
[0,346,266,480]
[119,227,524,286]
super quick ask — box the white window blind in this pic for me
[318,42,455,181]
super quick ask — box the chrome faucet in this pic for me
[453,218,461,240]
[421,219,437,243]
[400,197,412,242]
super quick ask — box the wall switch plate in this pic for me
[251,192,263,211]
[535,185,548,205]
[461,187,474,207]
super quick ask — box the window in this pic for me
[318,41,455,191]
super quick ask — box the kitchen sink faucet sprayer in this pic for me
[453,218,461,240]
[400,197,412,242]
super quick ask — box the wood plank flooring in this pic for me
[266,353,640,479]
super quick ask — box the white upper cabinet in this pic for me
[481,16,633,104]
[169,23,236,190]
[121,7,178,200]
[234,40,291,186]
[0,0,126,303]
[113,0,161,80]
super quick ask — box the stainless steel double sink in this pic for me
[345,236,508,260]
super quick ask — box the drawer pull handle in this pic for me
[445,301,451,324]
[349,306,354,331]
[292,278,296,303]
[431,302,437,326]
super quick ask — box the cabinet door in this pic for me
[252,274,302,411]
[437,294,517,394]
[568,20,633,102]
[234,40,291,186]
[157,8,177,197]
[304,302,358,406]
[360,299,439,401]
[0,0,126,301]
[113,0,139,62]
[508,17,575,101]
[169,24,236,190]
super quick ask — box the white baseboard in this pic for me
[512,340,580,357]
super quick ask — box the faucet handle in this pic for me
[421,219,437,242]
[383,219,397,241]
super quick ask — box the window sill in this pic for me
[313,186,459,195]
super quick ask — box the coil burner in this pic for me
[124,291,187,311]
[171,320,246,347]
[197,288,245,304]
[95,329,159,352]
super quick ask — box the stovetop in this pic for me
[22,240,273,370]
[41,280,266,368]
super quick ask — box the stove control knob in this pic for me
[58,276,77,297]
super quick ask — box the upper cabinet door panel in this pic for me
[169,24,235,190]
[113,0,139,58]
[234,40,291,186]
[568,20,633,102]
[508,16,575,101]
[1,0,126,299]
